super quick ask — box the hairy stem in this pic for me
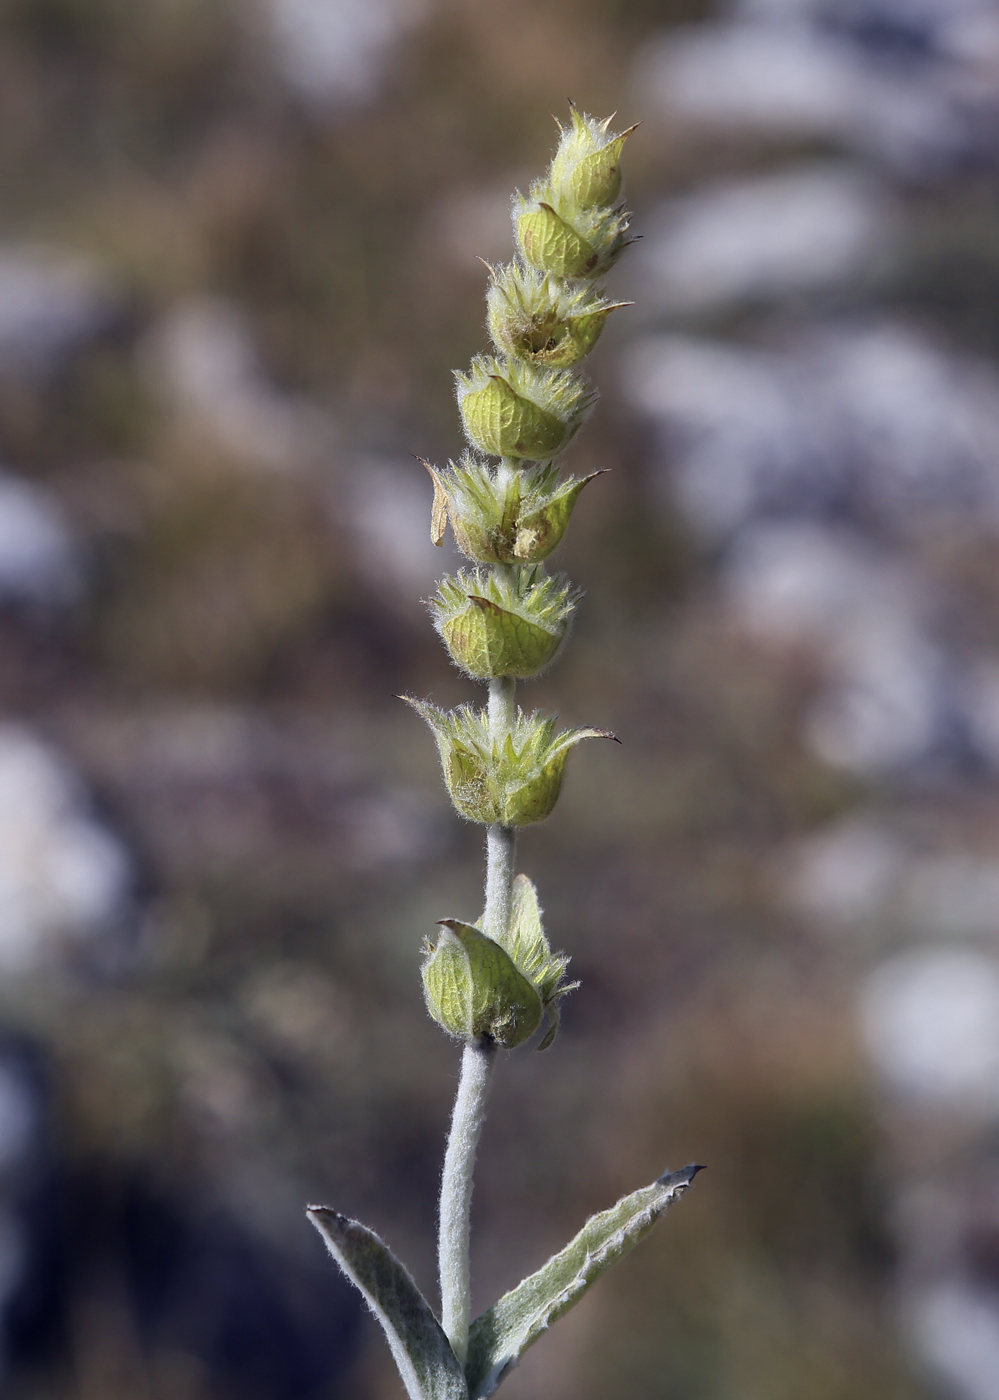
[485,675,517,943]
[438,457,523,1364]
[439,1038,496,1363]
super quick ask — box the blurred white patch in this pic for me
[722,525,946,773]
[428,184,521,270]
[784,820,999,942]
[782,817,907,930]
[908,1282,999,1400]
[0,725,130,971]
[345,456,456,606]
[0,246,114,379]
[633,4,999,176]
[622,326,999,541]
[622,335,799,537]
[264,0,425,106]
[626,328,999,774]
[724,523,915,645]
[0,472,80,606]
[635,24,863,139]
[144,298,334,473]
[641,165,890,312]
[806,607,947,773]
[860,949,999,1108]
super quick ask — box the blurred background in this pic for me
[0,0,997,1396]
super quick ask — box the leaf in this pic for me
[464,1164,701,1398]
[308,1207,469,1400]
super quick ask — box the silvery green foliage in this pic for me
[310,109,699,1397]
[464,1165,702,1398]
[308,1209,469,1400]
[309,1166,701,1400]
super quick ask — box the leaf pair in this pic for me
[308,1162,700,1400]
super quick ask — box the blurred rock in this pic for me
[784,818,999,941]
[263,0,426,107]
[635,23,864,141]
[638,164,892,313]
[0,471,80,608]
[908,1281,999,1400]
[0,725,130,972]
[634,0,999,177]
[0,246,116,381]
[782,816,908,932]
[723,522,917,646]
[723,522,952,772]
[805,599,951,773]
[344,455,459,608]
[144,298,335,473]
[860,948,999,1109]
[623,324,999,541]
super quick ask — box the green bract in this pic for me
[514,185,632,281]
[549,105,638,210]
[455,355,595,462]
[422,920,543,1049]
[424,455,604,566]
[422,875,576,1051]
[402,699,615,826]
[486,262,627,368]
[430,566,577,680]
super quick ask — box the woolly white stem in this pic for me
[484,673,517,943]
[439,1039,496,1363]
[437,457,523,1364]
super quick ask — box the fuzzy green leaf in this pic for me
[308,1208,469,1400]
[464,1164,701,1398]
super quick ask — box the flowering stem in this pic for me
[438,1037,496,1363]
[438,457,523,1363]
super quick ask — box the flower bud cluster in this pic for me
[430,565,578,681]
[456,356,596,462]
[410,108,634,1049]
[404,699,614,827]
[486,264,629,368]
[452,104,636,465]
[424,455,604,565]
